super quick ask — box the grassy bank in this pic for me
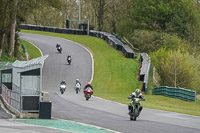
[20,39,42,59]
[21,30,200,116]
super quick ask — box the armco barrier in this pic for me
[139,53,151,93]
[20,24,136,59]
[152,86,196,102]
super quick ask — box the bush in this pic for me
[151,49,200,93]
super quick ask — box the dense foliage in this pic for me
[0,0,61,58]
[0,0,200,92]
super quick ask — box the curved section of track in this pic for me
[20,33,200,133]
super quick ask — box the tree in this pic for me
[0,0,11,57]
[0,0,62,58]
[151,49,200,92]
[119,0,200,48]
[9,0,18,57]
[90,0,106,31]
[103,0,131,34]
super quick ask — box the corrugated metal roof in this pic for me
[12,55,48,68]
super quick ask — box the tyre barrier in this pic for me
[20,24,136,58]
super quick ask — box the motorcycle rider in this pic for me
[56,44,62,53]
[128,89,145,115]
[67,55,72,63]
[56,43,60,48]
[83,82,93,94]
[75,79,81,91]
[60,80,66,85]
[75,79,81,86]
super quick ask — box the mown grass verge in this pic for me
[21,30,200,116]
[20,39,42,59]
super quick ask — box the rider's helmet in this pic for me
[135,89,141,96]
[87,82,91,85]
[76,79,79,82]
[62,80,65,83]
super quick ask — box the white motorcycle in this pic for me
[74,83,81,94]
[60,84,66,94]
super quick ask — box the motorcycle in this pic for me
[67,56,72,65]
[128,97,142,121]
[60,84,66,94]
[74,83,81,94]
[57,46,62,53]
[84,87,93,100]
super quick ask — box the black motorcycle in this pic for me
[57,46,62,53]
[128,97,142,121]
[67,56,72,65]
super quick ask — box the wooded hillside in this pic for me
[0,0,199,93]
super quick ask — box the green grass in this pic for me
[20,39,42,59]
[143,95,200,116]
[21,29,200,116]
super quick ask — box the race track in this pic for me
[19,33,200,133]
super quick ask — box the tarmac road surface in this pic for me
[15,33,200,133]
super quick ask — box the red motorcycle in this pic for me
[84,87,93,100]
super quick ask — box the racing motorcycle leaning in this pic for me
[128,97,144,121]
[84,87,93,100]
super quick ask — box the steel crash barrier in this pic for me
[152,86,196,102]
[139,53,151,93]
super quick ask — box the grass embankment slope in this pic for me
[21,30,200,116]
[20,39,41,59]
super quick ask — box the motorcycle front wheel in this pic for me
[85,95,90,100]
[130,115,133,121]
